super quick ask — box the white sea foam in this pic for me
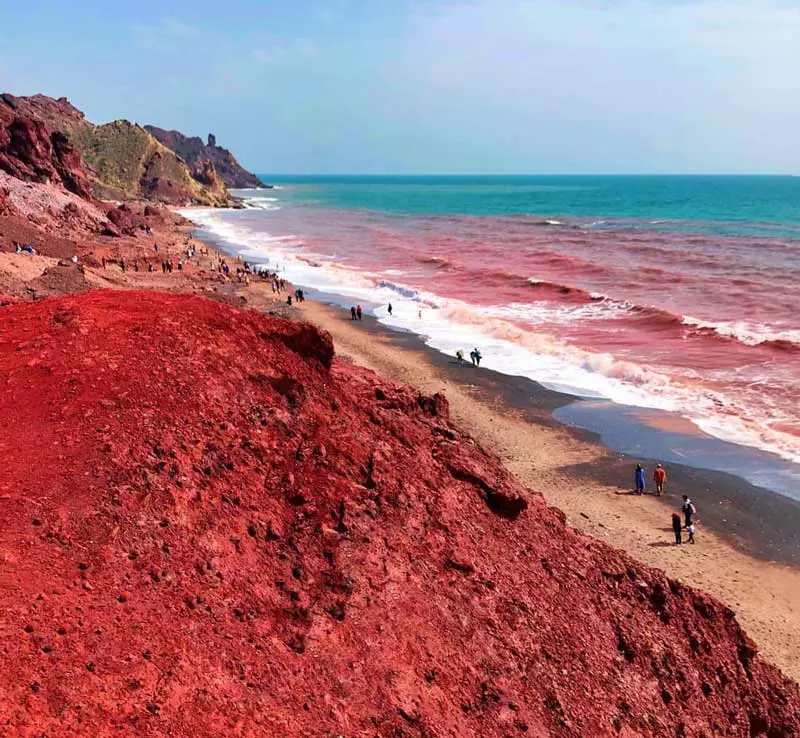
[682,316,800,347]
[179,206,800,466]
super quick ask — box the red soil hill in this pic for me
[0,291,797,737]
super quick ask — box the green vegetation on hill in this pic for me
[73,121,228,205]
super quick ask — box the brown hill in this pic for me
[0,290,797,737]
[1,94,229,206]
[145,126,263,189]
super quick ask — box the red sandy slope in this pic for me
[0,291,797,737]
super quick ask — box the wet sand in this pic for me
[292,294,800,682]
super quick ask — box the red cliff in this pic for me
[0,94,92,199]
[0,291,797,737]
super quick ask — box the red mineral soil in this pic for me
[0,290,797,737]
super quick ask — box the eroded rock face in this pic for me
[145,124,263,188]
[1,93,230,205]
[0,95,92,198]
[0,290,798,737]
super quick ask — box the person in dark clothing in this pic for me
[350,306,357,320]
[671,513,682,544]
[287,295,293,306]
[388,303,393,316]
[356,305,363,320]
[473,348,482,366]
[681,495,696,527]
[634,464,646,494]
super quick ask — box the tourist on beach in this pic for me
[287,295,293,306]
[686,522,696,544]
[456,349,464,363]
[671,513,682,544]
[634,464,646,494]
[469,349,476,366]
[356,305,363,320]
[681,495,696,527]
[654,464,667,495]
[473,348,482,367]
[388,303,393,316]
[350,306,357,320]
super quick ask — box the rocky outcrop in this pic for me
[1,94,231,206]
[0,290,797,737]
[191,159,229,203]
[0,94,92,198]
[145,125,263,188]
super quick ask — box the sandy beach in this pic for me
[4,201,799,682]
[291,296,800,682]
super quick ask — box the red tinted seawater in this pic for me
[212,203,800,465]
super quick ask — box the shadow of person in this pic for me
[648,541,676,548]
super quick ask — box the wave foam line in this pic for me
[180,207,800,466]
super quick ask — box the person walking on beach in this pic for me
[356,305,363,321]
[681,495,696,527]
[350,306,357,320]
[469,349,476,366]
[671,513,682,545]
[456,349,465,363]
[388,303,393,316]
[686,521,696,544]
[654,463,667,495]
[634,464,646,494]
[473,348,482,366]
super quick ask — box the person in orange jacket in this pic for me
[653,463,667,495]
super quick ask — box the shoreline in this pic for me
[289,292,800,682]
[295,289,800,567]
[4,200,799,681]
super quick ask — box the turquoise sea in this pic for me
[258,174,800,239]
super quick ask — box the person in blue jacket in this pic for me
[634,464,646,494]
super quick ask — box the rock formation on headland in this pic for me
[0,289,797,737]
[145,125,263,189]
[0,94,230,206]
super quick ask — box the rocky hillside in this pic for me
[1,94,229,206]
[0,94,92,199]
[145,126,262,188]
[0,290,797,737]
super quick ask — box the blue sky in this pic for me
[2,0,798,174]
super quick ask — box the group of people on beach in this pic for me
[672,496,697,545]
[634,463,667,495]
[634,463,698,545]
[350,305,363,320]
[455,348,482,366]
